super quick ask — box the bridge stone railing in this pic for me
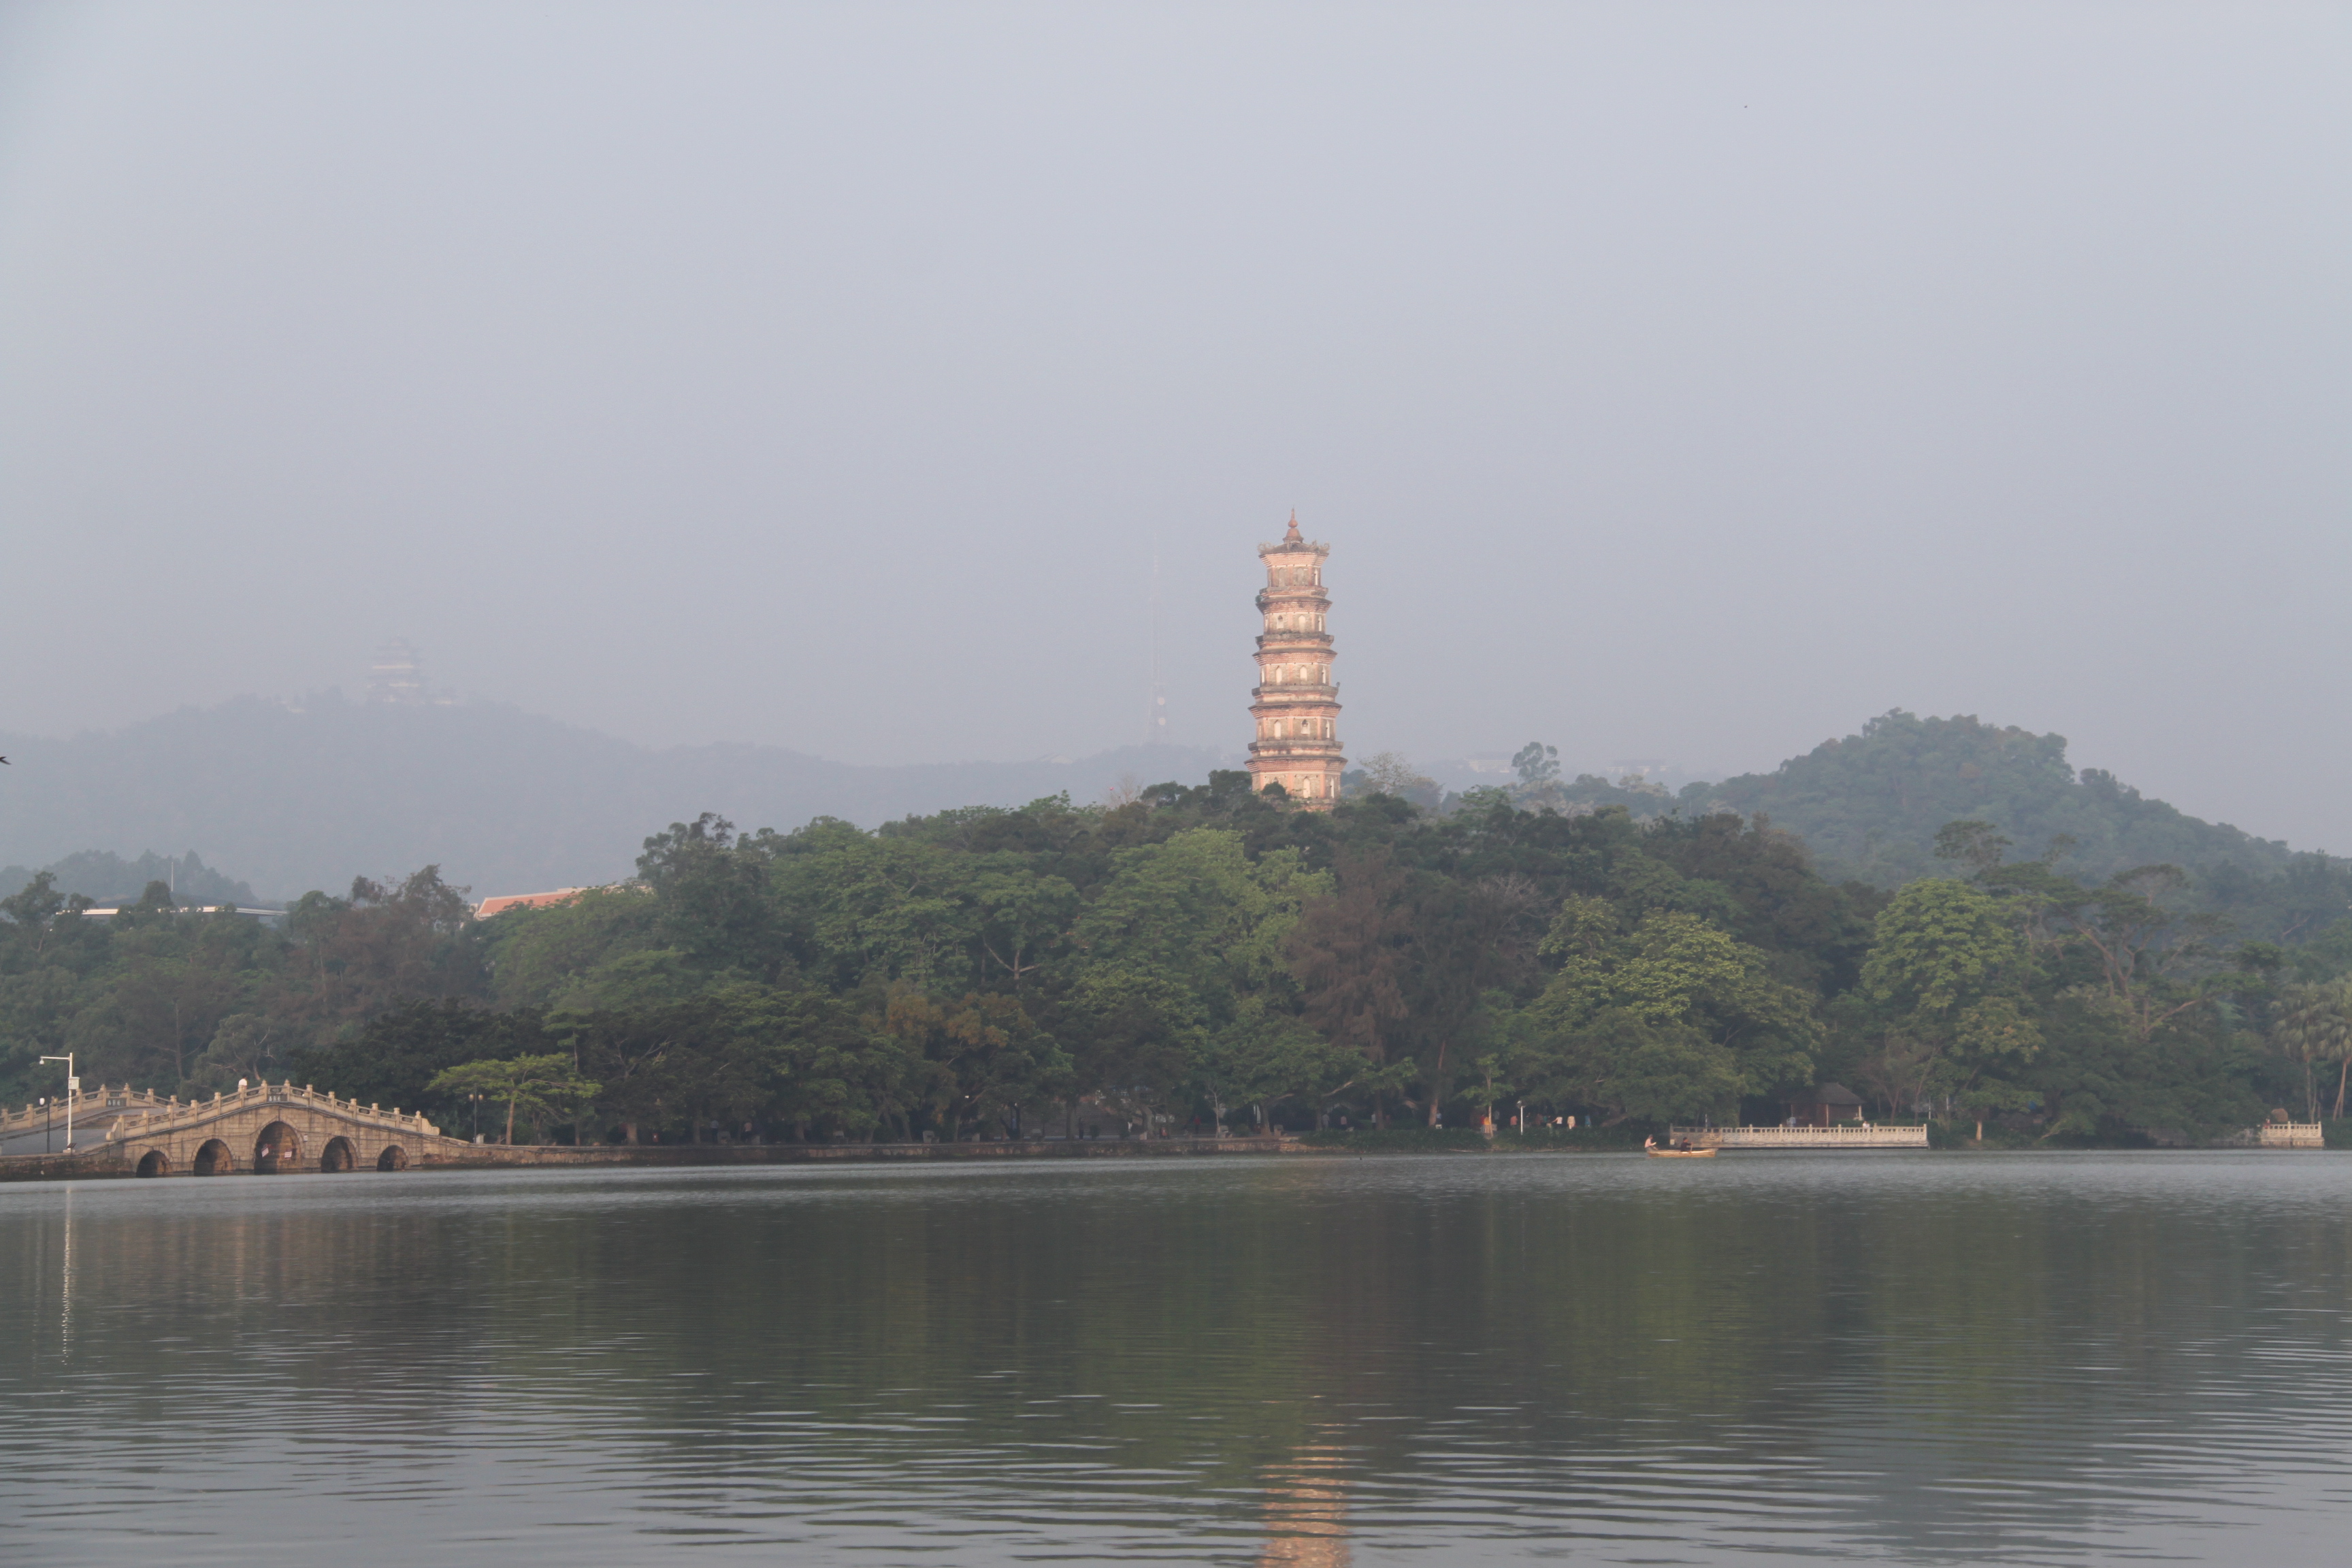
[0,1083,179,1131]
[1,1080,440,1144]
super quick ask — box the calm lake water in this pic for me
[5,1152,2352,1565]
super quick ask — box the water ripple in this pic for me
[5,1154,2352,1563]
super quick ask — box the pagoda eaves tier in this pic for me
[1247,517,1344,808]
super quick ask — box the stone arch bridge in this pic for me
[0,1081,473,1176]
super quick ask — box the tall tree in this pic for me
[427,1054,600,1144]
[1524,899,1820,1126]
[1286,848,1409,1123]
[1859,878,2040,1132]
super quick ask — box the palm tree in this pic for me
[2272,981,2352,1121]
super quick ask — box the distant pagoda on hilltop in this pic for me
[366,637,457,707]
[1246,514,1344,808]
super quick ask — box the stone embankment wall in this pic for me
[0,1132,1318,1181]
[324,1135,1316,1169]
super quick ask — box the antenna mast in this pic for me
[1148,554,1168,745]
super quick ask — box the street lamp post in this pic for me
[39,1054,75,1153]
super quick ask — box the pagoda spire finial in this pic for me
[1284,510,1303,542]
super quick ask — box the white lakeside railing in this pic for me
[1669,1124,1930,1148]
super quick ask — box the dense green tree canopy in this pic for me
[0,769,2336,1145]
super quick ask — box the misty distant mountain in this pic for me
[0,697,1232,900]
[0,849,262,909]
[5,699,2334,922]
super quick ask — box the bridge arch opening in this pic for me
[136,1149,170,1177]
[376,1144,408,1171]
[321,1136,356,1173]
[195,1139,233,1175]
[255,1122,300,1174]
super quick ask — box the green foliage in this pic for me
[1516,899,1821,1125]
[2,753,2332,1147]
[2271,980,2352,1121]
[1693,711,2347,943]
[427,1052,600,1143]
[1861,879,2027,1019]
[1834,821,2283,1142]
[288,1000,550,1125]
[487,887,662,1007]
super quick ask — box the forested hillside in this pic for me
[1692,711,2304,883]
[7,774,2342,1149]
[1519,711,2352,945]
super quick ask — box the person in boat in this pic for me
[1643,1134,1656,1152]
[1676,1137,1694,1152]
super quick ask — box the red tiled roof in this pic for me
[474,888,589,919]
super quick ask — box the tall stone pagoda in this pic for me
[1247,514,1345,807]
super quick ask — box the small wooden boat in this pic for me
[1646,1146,1718,1158]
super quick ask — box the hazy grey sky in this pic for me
[3,4,2347,843]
